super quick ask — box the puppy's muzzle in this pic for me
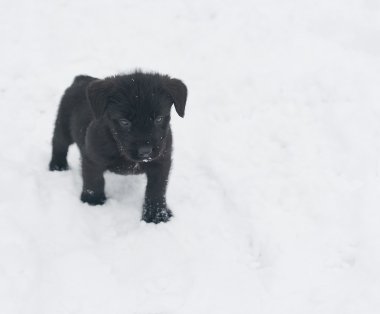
[137,145,153,159]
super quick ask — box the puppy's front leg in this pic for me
[143,161,172,223]
[80,156,106,205]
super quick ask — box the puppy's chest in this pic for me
[107,158,145,175]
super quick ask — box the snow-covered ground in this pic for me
[1,0,380,313]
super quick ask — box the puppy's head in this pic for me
[86,71,187,162]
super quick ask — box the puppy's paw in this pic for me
[142,200,173,224]
[49,160,69,171]
[80,190,106,206]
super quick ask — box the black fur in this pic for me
[49,71,187,223]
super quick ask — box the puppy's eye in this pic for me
[119,119,131,128]
[154,116,164,124]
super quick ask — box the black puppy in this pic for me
[49,71,187,223]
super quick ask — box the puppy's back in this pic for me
[60,75,97,110]
[55,75,98,147]
[72,75,97,86]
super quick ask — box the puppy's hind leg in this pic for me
[49,120,72,171]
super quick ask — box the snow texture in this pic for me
[1,0,380,313]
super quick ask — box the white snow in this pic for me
[1,0,380,313]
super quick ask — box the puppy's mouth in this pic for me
[141,157,153,163]
[131,156,154,163]
[122,151,160,163]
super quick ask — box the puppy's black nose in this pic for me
[138,145,153,158]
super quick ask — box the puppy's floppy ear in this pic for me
[164,77,188,118]
[86,79,113,119]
